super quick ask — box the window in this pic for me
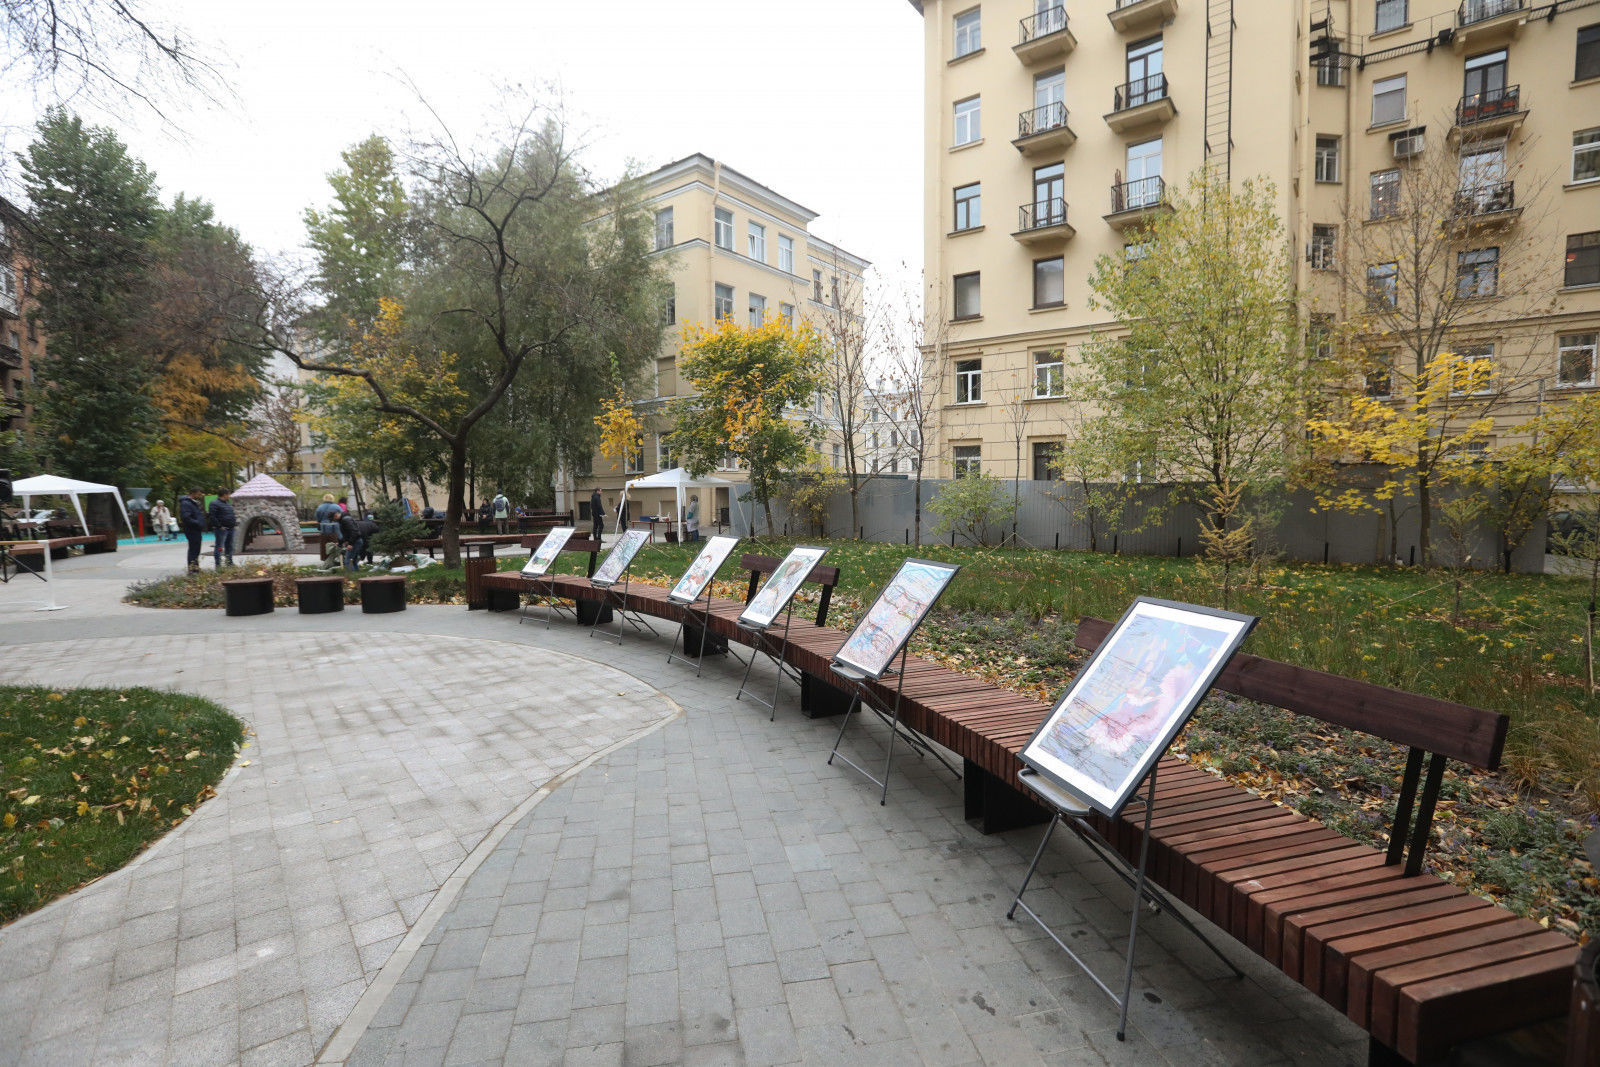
[812,269,824,301]
[1456,247,1499,299]
[1462,48,1508,111]
[1558,332,1598,386]
[1574,129,1600,184]
[748,292,766,326]
[954,96,981,146]
[627,435,645,474]
[714,207,734,250]
[747,222,766,262]
[954,272,980,319]
[954,7,981,57]
[779,302,795,328]
[1125,240,1152,272]
[1032,162,1064,227]
[1032,442,1061,481]
[717,452,740,472]
[952,444,982,477]
[1033,256,1064,308]
[1578,24,1600,82]
[832,443,843,468]
[1033,68,1066,122]
[662,294,676,325]
[1370,169,1401,218]
[1309,224,1338,270]
[830,276,840,306]
[653,207,673,251]
[1309,313,1336,363]
[1367,262,1398,308]
[1372,74,1407,126]
[1365,352,1394,398]
[778,235,794,273]
[1567,232,1600,287]
[1375,0,1407,33]
[1125,35,1164,106]
[657,433,676,470]
[953,182,981,230]
[1033,349,1064,397]
[1450,345,1494,396]
[1125,138,1163,207]
[1314,136,1341,183]
[714,282,734,319]
[955,359,982,404]
[1316,41,1347,86]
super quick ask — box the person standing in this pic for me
[178,489,206,574]
[208,489,237,568]
[149,499,173,542]
[492,491,510,534]
[339,509,363,572]
[590,487,604,541]
[315,494,342,562]
[685,494,700,543]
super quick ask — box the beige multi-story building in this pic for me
[0,197,43,445]
[911,0,1600,478]
[562,154,870,530]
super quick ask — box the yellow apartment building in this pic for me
[560,154,870,530]
[910,0,1600,479]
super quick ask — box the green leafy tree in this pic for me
[928,471,1010,547]
[302,135,408,338]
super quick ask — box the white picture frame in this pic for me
[591,528,650,587]
[737,546,828,630]
[521,526,575,576]
[832,559,960,679]
[668,535,740,604]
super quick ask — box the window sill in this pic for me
[948,225,985,237]
[950,138,985,153]
[1565,179,1600,192]
[1366,119,1408,134]
[1026,395,1066,403]
[1573,75,1600,90]
[948,47,985,66]
[951,314,984,323]
[1553,381,1599,391]
[948,401,987,408]
[1561,282,1600,293]
[1362,213,1402,225]
[1369,23,1412,41]
[1314,178,1341,185]
[1029,303,1065,313]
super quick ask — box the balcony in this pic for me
[1108,0,1178,34]
[1450,85,1525,142]
[0,286,16,319]
[1104,177,1170,230]
[1013,198,1076,244]
[0,344,19,371]
[1015,7,1076,64]
[1013,101,1076,156]
[1104,74,1175,133]
[1453,0,1525,49]
[1447,181,1522,231]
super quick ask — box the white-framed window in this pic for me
[663,293,676,325]
[812,269,823,301]
[714,207,734,250]
[953,182,981,230]
[1314,136,1340,183]
[952,444,982,477]
[954,96,981,146]
[1451,344,1495,395]
[955,358,982,403]
[1558,332,1598,386]
[1032,441,1061,481]
[1368,262,1399,308]
[1316,41,1347,86]
[1125,240,1152,271]
[748,292,766,327]
[656,433,676,470]
[716,451,740,472]
[1033,349,1064,398]
[779,302,795,328]
[1309,224,1338,270]
[830,275,840,306]
[778,234,794,273]
[1574,128,1600,184]
[1456,247,1499,299]
[627,435,645,474]
[1309,313,1336,363]
[1365,352,1394,398]
[1370,169,1401,218]
[1375,0,1408,33]
[714,283,734,320]
[653,207,673,251]
[1372,74,1407,126]
[832,443,843,468]
[954,272,980,319]
[954,7,981,57]
[747,222,766,262]
[1032,256,1064,308]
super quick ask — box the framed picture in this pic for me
[591,528,651,587]
[1020,598,1257,817]
[737,546,828,630]
[522,526,575,577]
[668,535,740,604]
[832,559,960,679]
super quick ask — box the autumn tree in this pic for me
[672,317,828,536]
[302,135,408,339]
[1047,412,1131,553]
[811,247,877,537]
[1472,394,1600,572]
[880,268,948,544]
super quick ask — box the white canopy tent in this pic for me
[621,467,738,540]
[13,475,137,538]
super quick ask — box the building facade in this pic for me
[563,154,870,529]
[912,0,1600,477]
[0,198,43,445]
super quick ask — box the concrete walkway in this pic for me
[0,544,1365,1065]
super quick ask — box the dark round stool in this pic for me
[221,577,275,617]
[295,576,345,614]
[358,575,406,614]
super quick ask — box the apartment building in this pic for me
[0,197,43,443]
[911,0,1600,478]
[566,154,870,528]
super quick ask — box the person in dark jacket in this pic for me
[178,488,206,573]
[338,511,363,572]
[357,513,379,565]
[208,489,237,568]
[590,487,604,541]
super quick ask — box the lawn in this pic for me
[0,686,244,924]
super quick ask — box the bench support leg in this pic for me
[963,762,1050,834]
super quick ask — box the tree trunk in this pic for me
[1418,471,1433,566]
[762,498,774,539]
[913,474,922,545]
[416,473,431,510]
[443,441,467,569]
[850,478,859,541]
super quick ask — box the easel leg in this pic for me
[1116,765,1159,1042]
[1007,812,1062,920]
[827,690,860,766]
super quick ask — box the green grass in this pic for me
[1,686,244,924]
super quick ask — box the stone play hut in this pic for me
[231,474,304,553]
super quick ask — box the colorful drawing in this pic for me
[669,535,740,604]
[521,526,576,576]
[1021,599,1256,816]
[833,559,960,678]
[591,528,650,587]
[738,546,828,629]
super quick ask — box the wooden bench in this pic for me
[479,535,604,614]
[295,575,345,614]
[358,575,405,614]
[6,531,118,561]
[221,577,274,616]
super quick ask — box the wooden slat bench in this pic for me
[479,536,604,613]
[6,531,118,561]
[465,573,1577,1062]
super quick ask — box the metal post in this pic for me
[36,539,63,612]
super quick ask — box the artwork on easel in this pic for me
[833,559,960,679]
[669,535,740,604]
[1021,597,1256,816]
[591,528,650,587]
[522,526,575,576]
[738,546,827,629]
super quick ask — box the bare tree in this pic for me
[998,361,1035,547]
[812,248,878,538]
[253,378,304,473]
[880,268,948,545]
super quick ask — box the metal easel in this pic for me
[666,585,735,676]
[827,648,961,806]
[520,565,573,627]
[587,565,658,645]
[735,599,804,719]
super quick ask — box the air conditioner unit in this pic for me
[1393,134,1425,160]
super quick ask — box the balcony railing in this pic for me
[1019,198,1070,232]
[1020,5,1069,44]
[1113,73,1168,112]
[1110,176,1166,213]
[1458,0,1522,26]
[1452,180,1516,217]
[0,344,19,371]
[1018,101,1070,139]
[1455,84,1521,126]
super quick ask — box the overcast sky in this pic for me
[5,0,925,276]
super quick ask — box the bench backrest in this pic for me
[1075,616,1508,874]
[740,552,841,626]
